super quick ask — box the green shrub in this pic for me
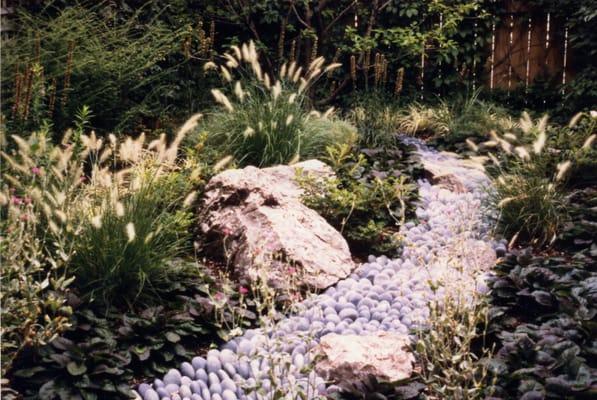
[299,142,419,256]
[198,41,356,167]
[2,4,189,133]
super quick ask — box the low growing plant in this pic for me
[299,142,419,256]
[415,295,496,400]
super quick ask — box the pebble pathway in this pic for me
[137,138,507,400]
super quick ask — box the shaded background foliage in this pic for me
[3,0,595,135]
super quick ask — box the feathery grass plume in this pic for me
[504,132,517,141]
[165,113,202,163]
[234,81,245,101]
[514,146,530,161]
[555,160,572,181]
[231,45,242,60]
[220,66,232,82]
[280,63,287,79]
[125,222,136,242]
[287,61,297,81]
[569,112,583,128]
[211,89,234,112]
[582,134,595,149]
[243,127,255,138]
[291,66,302,83]
[213,155,234,172]
[324,63,342,74]
[115,201,125,217]
[91,214,103,228]
[224,53,239,69]
[532,131,547,154]
[182,191,197,208]
[204,61,217,71]
[466,139,479,152]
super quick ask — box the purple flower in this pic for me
[31,167,41,175]
[239,286,249,295]
[11,196,22,206]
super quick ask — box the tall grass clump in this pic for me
[71,161,194,308]
[199,41,356,167]
[346,91,404,147]
[471,111,596,246]
[1,114,203,338]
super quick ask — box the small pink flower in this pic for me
[11,196,22,206]
[214,292,224,301]
[287,267,297,275]
[239,286,249,295]
[24,196,32,205]
[31,167,41,175]
[80,175,87,183]
[222,227,232,236]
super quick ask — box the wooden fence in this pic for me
[487,0,571,91]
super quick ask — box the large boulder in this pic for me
[201,160,355,290]
[314,332,414,391]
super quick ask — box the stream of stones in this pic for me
[137,138,506,400]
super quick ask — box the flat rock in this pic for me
[421,155,487,193]
[314,332,414,390]
[201,160,355,290]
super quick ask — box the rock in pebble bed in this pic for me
[137,138,504,399]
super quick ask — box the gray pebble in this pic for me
[143,389,160,400]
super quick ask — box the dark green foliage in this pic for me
[7,262,251,400]
[300,143,421,256]
[486,188,597,399]
[2,2,214,134]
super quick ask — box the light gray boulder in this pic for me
[201,160,355,290]
[314,332,414,391]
